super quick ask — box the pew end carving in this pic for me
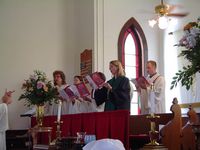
[181,105,199,150]
[160,98,182,150]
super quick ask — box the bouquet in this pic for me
[171,17,200,90]
[19,70,59,106]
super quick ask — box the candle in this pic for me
[57,100,62,122]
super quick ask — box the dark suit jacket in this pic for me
[94,76,130,111]
[108,76,130,110]
[94,87,108,106]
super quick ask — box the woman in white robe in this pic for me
[68,76,88,114]
[51,84,69,115]
[0,90,14,150]
[46,71,70,115]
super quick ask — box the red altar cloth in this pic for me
[31,110,129,149]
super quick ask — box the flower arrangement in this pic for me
[19,70,59,106]
[171,17,200,90]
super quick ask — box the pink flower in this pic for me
[37,81,44,89]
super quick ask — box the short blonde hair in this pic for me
[147,60,157,69]
[110,60,125,77]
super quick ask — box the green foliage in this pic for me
[18,70,59,106]
[171,35,200,90]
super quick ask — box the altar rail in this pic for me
[31,110,130,150]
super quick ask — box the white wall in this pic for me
[94,0,200,113]
[94,0,161,79]
[0,0,77,129]
[74,0,94,74]
[164,0,200,112]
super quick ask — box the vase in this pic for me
[36,104,45,127]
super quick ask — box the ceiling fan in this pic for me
[149,0,189,29]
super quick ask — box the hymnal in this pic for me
[64,86,77,99]
[131,76,149,88]
[75,83,90,97]
[85,72,105,89]
[59,85,77,100]
[60,83,90,100]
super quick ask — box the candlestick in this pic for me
[50,121,63,147]
[57,100,62,122]
[142,114,167,150]
[146,113,160,145]
[55,121,63,140]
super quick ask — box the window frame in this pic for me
[118,17,148,114]
[118,17,148,77]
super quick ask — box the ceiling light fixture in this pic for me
[158,15,169,29]
[148,0,188,30]
[148,15,169,29]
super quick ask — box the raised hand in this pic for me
[5,89,15,97]
[103,82,112,90]
[2,89,15,104]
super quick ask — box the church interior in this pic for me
[0,0,200,149]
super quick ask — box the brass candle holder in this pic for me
[55,120,63,141]
[146,113,160,146]
[50,120,63,147]
[142,113,167,150]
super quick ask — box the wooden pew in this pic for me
[181,105,199,150]
[129,101,200,150]
[129,113,174,149]
[160,98,182,150]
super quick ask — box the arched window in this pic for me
[118,17,148,115]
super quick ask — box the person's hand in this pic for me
[135,85,141,92]
[69,98,76,105]
[58,96,65,102]
[5,90,15,96]
[83,96,91,102]
[2,89,15,104]
[137,78,150,89]
[103,83,112,90]
[98,83,104,88]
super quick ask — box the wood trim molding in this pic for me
[179,102,200,108]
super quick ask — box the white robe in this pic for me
[0,103,9,150]
[140,89,151,114]
[146,73,165,114]
[68,85,89,114]
[68,99,81,114]
[79,100,90,113]
[89,99,105,112]
[47,84,70,115]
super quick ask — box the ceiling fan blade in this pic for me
[167,13,189,17]
[167,5,176,13]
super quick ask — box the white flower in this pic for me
[190,27,200,36]
[186,34,196,48]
